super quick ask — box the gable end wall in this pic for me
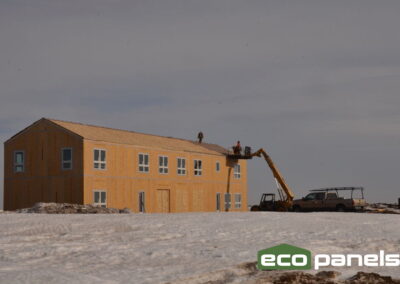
[4,119,84,210]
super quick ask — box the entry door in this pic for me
[156,189,170,213]
[216,193,221,211]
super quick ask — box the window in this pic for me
[138,153,149,172]
[139,192,145,213]
[177,158,186,175]
[194,159,202,176]
[216,161,220,172]
[159,156,168,174]
[224,193,231,210]
[234,164,241,179]
[326,193,338,200]
[93,190,107,207]
[234,194,242,209]
[14,151,25,173]
[61,148,72,170]
[304,193,325,200]
[94,149,106,170]
[304,193,317,200]
[216,193,221,211]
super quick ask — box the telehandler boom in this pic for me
[228,147,294,211]
[252,149,294,199]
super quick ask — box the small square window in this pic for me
[234,164,241,179]
[94,149,106,170]
[14,151,25,173]
[139,153,149,172]
[216,161,220,172]
[234,194,242,209]
[194,159,202,176]
[93,190,107,208]
[159,156,168,174]
[61,148,72,170]
[177,158,186,175]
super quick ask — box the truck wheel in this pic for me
[250,205,260,211]
[336,205,346,212]
[292,205,301,212]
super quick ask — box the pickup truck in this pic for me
[292,187,366,212]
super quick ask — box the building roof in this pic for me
[47,118,229,156]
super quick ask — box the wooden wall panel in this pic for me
[4,119,84,210]
[82,140,248,213]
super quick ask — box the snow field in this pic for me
[0,212,398,283]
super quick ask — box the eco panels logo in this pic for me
[257,244,312,270]
[258,244,400,271]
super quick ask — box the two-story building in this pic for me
[4,118,248,212]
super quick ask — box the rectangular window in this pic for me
[93,190,107,208]
[177,158,186,175]
[94,149,106,170]
[234,164,241,179]
[216,161,220,172]
[14,151,25,173]
[61,148,72,170]
[224,193,231,210]
[194,159,202,176]
[139,192,145,213]
[234,193,242,209]
[159,156,168,174]
[216,193,221,211]
[138,153,149,172]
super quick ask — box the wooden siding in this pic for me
[4,119,84,210]
[82,140,248,212]
[4,118,248,212]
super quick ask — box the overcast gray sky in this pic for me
[1,0,400,208]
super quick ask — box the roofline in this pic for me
[4,118,84,144]
[45,119,85,140]
[5,117,230,155]
[47,118,206,144]
[47,117,230,153]
[4,118,45,144]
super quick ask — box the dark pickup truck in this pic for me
[292,187,366,212]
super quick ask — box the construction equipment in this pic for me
[228,147,295,211]
[251,148,294,211]
[250,193,277,211]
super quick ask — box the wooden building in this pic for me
[4,118,248,212]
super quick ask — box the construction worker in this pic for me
[233,141,242,155]
[197,131,204,143]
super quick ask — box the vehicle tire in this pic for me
[250,205,260,211]
[336,204,346,212]
[276,205,288,212]
[292,205,301,212]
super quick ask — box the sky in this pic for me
[1,0,400,208]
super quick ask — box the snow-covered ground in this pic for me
[0,212,398,283]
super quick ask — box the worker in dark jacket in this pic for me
[233,141,242,155]
[197,131,204,143]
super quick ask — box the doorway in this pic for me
[156,189,170,213]
[216,193,221,211]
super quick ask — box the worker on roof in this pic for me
[197,131,204,143]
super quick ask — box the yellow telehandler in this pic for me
[228,147,295,211]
